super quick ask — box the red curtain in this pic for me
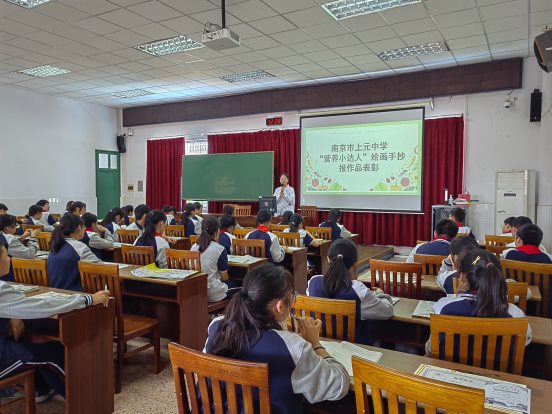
[207,129,300,214]
[146,137,184,210]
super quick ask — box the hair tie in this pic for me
[486,262,494,269]
[472,256,481,265]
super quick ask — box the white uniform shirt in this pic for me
[273,186,295,216]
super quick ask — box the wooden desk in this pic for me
[209,214,279,228]
[283,247,308,294]
[227,257,268,280]
[24,286,114,414]
[118,265,208,351]
[308,240,332,274]
[110,238,191,263]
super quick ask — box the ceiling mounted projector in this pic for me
[202,28,240,51]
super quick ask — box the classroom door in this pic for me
[96,150,121,218]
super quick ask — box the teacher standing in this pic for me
[273,173,295,216]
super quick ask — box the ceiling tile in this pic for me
[271,29,312,45]
[0,18,38,35]
[158,0,217,14]
[355,26,397,43]
[424,0,477,15]
[131,22,179,40]
[58,0,119,15]
[392,18,437,36]
[226,0,278,22]
[7,10,63,30]
[109,0,151,6]
[530,0,552,12]
[529,10,552,26]
[319,33,361,49]
[249,15,297,35]
[365,38,406,53]
[303,49,341,61]
[112,47,152,60]
[290,62,323,73]
[487,27,529,43]
[355,62,391,73]
[284,7,335,28]
[447,35,488,49]
[379,2,429,24]
[97,9,151,29]
[489,38,528,53]
[275,54,312,66]
[452,45,490,58]
[338,12,388,32]
[36,3,89,22]
[227,23,264,39]
[81,36,127,52]
[250,59,286,69]
[160,15,205,35]
[329,66,361,76]
[288,39,327,53]
[334,43,373,57]
[480,0,529,21]
[105,29,152,46]
[402,30,444,46]
[302,22,348,38]
[433,8,481,28]
[231,51,268,63]
[257,45,296,58]
[440,23,485,40]
[128,1,183,21]
[261,0,317,13]
[385,56,422,68]
[189,9,242,27]
[345,53,381,65]
[92,52,129,65]
[416,51,455,63]
[484,15,528,33]
[241,35,281,50]
[74,17,122,35]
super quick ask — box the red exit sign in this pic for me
[266,116,283,126]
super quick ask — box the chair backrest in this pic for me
[300,205,317,227]
[486,244,507,259]
[429,314,528,375]
[273,231,300,248]
[168,342,270,414]
[12,258,49,287]
[233,228,252,239]
[306,226,331,240]
[485,234,515,246]
[50,213,61,222]
[352,357,484,414]
[189,235,199,245]
[234,205,251,217]
[166,249,201,271]
[22,224,44,232]
[0,369,36,414]
[36,232,51,251]
[413,254,447,276]
[507,281,528,312]
[292,295,356,341]
[416,240,428,245]
[456,232,468,238]
[117,229,139,244]
[78,261,122,337]
[165,225,185,238]
[234,239,265,258]
[270,224,289,232]
[129,216,136,224]
[501,259,552,318]
[370,259,422,299]
[120,244,155,266]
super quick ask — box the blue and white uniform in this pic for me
[205,317,349,414]
[283,228,313,247]
[191,215,203,235]
[126,221,144,237]
[218,230,236,255]
[246,226,285,263]
[180,219,196,237]
[165,214,177,226]
[319,221,352,241]
[407,238,450,263]
[103,221,121,242]
[502,245,552,264]
[81,229,114,261]
[134,234,170,268]
[28,217,55,233]
[47,238,102,291]
[38,212,57,228]
[191,241,229,302]
[307,275,394,344]
[273,185,295,216]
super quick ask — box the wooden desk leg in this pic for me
[289,251,308,295]
[176,274,208,350]
[544,345,552,380]
[319,243,330,274]
[60,302,114,414]
[113,248,123,263]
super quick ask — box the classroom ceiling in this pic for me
[0,0,548,108]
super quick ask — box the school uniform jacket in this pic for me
[2,232,38,259]
[307,275,394,343]
[319,221,352,241]
[191,241,229,302]
[205,317,349,414]
[38,212,57,227]
[283,228,313,247]
[134,235,170,268]
[179,219,196,237]
[47,238,102,291]
[407,239,450,263]
[191,216,202,235]
[28,217,55,233]
[103,222,121,242]
[246,226,285,263]
[126,222,144,237]
[506,241,547,252]
[81,230,115,261]
[165,214,177,226]
[502,245,552,264]
[218,230,236,255]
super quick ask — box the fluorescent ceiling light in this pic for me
[3,0,54,8]
[322,0,420,20]
[18,65,70,77]
[111,89,154,98]
[135,35,203,56]
[221,70,274,83]
[377,41,449,60]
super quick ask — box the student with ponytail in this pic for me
[48,214,102,291]
[319,209,352,241]
[191,216,235,302]
[121,205,134,226]
[218,215,236,255]
[100,207,124,241]
[307,239,393,344]
[278,210,293,226]
[180,203,197,236]
[66,201,86,216]
[162,205,178,225]
[36,199,58,226]
[205,264,349,413]
[0,215,40,281]
[283,214,320,247]
[26,205,55,232]
[134,210,172,268]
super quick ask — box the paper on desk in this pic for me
[415,364,530,414]
[33,291,74,300]
[35,251,49,257]
[130,263,197,280]
[391,297,400,305]
[285,247,303,251]
[320,341,382,376]
[112,242,123,248]
[412,300,436,318]
[12,284,39,293]
[227,255,260,264]
[117,264,130,269]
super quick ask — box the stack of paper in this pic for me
[285,247,303,251]
[130,263,197,280]
[35,251,49,258]
[415,364,531,414]
[33,291,73,300]
[12,284,39,293]
[391,297,400,305]
[227,255,260,264]
[412,300,436,318]
[320,341,383,376]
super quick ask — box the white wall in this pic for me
[121,58,552,247]
[0,85,118,216]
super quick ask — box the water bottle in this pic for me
[448,195,454,206]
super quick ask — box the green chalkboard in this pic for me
[182,152,274,201]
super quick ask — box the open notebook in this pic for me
[320,341,382,376]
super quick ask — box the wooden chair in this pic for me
[233,228,252,239]
[36,232,51,251]
[120,244,155,266]
[456,232,468,238]
[270,224,289,232]
[78,262,161,393]
[292,295,356,341]
[189,234,199,245]
[273,231,300,248]
[501,259,552,317]
[49,213,61,222]
[22,224,43,232]
[306,226,331,241]
[352,357,484,414]
[16,215,28,223]
[165,225,185,238]
[168,343,270,414]
[485,234,515,246]
[416,240,428,245]
[507,281,529,312]
[486,244,507,259]
[12,258,49,287]
[0,370,36,414]
[166,249,201,271]
[370,260,422,299]
[413,254,447,276]
[300,205,317,227]
[234,205,251,217]
[117,229,139,244]
[429,314,528,374]
[234,239,265,258]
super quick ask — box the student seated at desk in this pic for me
[205,264,349,412]
[162,205,178,225]
[134,210,173,268]
[284,214,320,247]
[319,209,352,241]
[26,205,55,232]
[180,203,198,237]
[0,215,40,281]
[499,216,516,236]
[100,207,124,242]
[122,204,134,227]
[47,214,102,291]
[437,236,479,294]
[81,212,115,260]
[65,201,86,216]
[505,216,547,252]
[307,239,393,344]
[192,202,204,234]
[278,210,293,225]
[0,203,8,216]
[427,249,532,357]
[246,209,285,263]
[449,207,474,238]
[0,242,109,402]
[222,204,241,229]
[503,224,552,264]
[126,204,151,236]
[407,219,459,263]
[36,199,58,227]
[218,215,236,255]
[191,216,238,302]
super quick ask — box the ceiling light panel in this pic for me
[322,0,420,20]
[221,70,275,83]
[110,89,154,98]
[134,35,204,56]
[18,65,70,78]
[377,41,449,60]
[4,0,54,8]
